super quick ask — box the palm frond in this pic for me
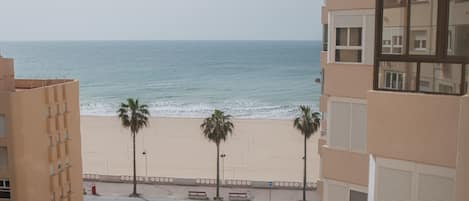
[293,105,321,139]
[201,109,234,145]
[117,98,151,135]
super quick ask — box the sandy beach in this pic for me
[81,116,320,183]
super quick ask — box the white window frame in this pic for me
[370,156,455,201]
[447,27,455,54]
[327,97,367,154]
[324,179,368,201]
[412,30,428,52]
[335,27,364,63]
[329,9,374,65]
[383,70,406,90]
[382,27,405,55]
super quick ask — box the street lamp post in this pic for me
[220,154,226,181]
[142,151,148,177]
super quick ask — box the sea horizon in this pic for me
[0,40,321,119]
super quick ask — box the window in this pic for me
[50,164,55,176]
[378,167,413,201]
[409,0,437,55]
[0,179,10,199]
[0,115,5,138]
[323,24,329,51]
[63,103,67,113]
[372,157,455,201]
[321,69,325,94]
[384,71,406,89]
[465,64,469,93]
[324,180,367,201]
[382,0,407,55]
[350,190,368,201]
[378,62,464,94]
[0,148,7,169]
[448,0,469,57]
[328,100,367,153]
[335,27,363,63]
[378,62,418,91]
[64,131,69,141]
[419,63,462,94]
[448,30,454,53]
[382,30,404,54]
[411,31,428,52]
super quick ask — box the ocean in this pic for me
[0,40,321,119]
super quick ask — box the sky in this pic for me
[0,0,322,41]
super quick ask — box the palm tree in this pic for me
[117,98,150,197]
[293,105,320,201]
[200,109,234,200]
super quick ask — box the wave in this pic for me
[80,99,318,119]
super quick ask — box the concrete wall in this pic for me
[0,93,12,180]
[367,91,460,168]
[9,86,50,201]
[0,58,15,91]
[0,78,83,201]
[325,0,375,11]
[324,64,373,99]
[455,95,469,201]
[320,146,369,186]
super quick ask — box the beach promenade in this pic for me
[81,116,320,183]
[83,181,320,201]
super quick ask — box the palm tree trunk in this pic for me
[303,135,307,201]
[216,143,220,199]
[132,132,138,196]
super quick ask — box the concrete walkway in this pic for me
[84,181,319,201]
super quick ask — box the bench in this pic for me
[188,191,209,200]
[229,192,250,201]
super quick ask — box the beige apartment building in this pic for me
[318,0,468,201]
[0,57,83,201]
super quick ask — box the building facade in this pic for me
[0,57,83,201]
[318,0,469,201]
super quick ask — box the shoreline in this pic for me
[81,115,297,121]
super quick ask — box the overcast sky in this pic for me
[0,0,322,41]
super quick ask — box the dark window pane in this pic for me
[409,0,437,55]
[465,64,469,93]
[0,147,7,169]
[379,61,418,91]
[335,50,362,63]
[382,0,407,55]
[323,24,329,51]
[336,28,348,46]
[350,190,368,201]
[0,191,10,199]
[419,63,462,94]
[321,69,325,94]
[350,28,362,46]
[448,0,469,57]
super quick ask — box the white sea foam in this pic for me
[80,100,319,119]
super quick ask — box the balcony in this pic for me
[374,0,469,96]
[367,90,461,167]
